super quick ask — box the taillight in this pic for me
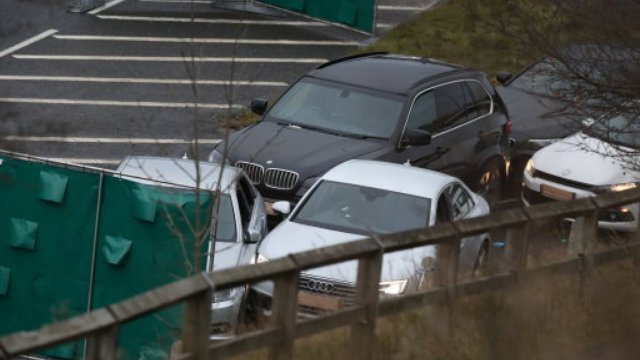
[503,116,512,135]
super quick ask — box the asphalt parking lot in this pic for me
[0,0,435,169]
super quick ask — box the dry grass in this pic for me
[231,231,640,360]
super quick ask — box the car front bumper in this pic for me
[210,287,245,340]
[522,171,639,232]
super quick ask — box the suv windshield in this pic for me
[586,113,640,149]
[264,77,405,139]
[293,180,430,235]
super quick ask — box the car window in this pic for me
[433,83,466,132]
[212,194,237,243]
[447,183,475,221]
[236,178,254,230]
[238,175,255,208]
[406,90,437,132]
[293,180,430,235]
[435,195,451,223]
[463,81,492,120]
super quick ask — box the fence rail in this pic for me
[2,188,640,360]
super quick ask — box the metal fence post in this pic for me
[350,238,383,360]
[86,325,118,360]
[268,261,300,360]
[181,288,213,360]
[434,233,462,336]
[507,221,530,274]
[569,209,598,292]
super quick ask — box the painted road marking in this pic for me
[45,158,122,165]
[377,5,429,11]
[0,98,242,109]
[137,0,210,3]
[97,15,327,26]
[13,54,327,63]
[88,0,128,15]
[0,75,287,86]
[52,34,360,46]
[0,29,58,58]
[1,136,221,144]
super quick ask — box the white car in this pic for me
[116,156,268,338]
[522,113,640,231]
[250,159,491,318]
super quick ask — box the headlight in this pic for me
[249,253,269,265]
[379,279,408,295]
[527,138,562,148]
[524,159,535,176]
[213,288,236,303]
[594,182,638,194]
[610,183,638,192]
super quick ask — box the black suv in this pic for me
[210,53,511,206]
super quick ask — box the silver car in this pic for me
[250,160,490,318]
[116,156,268,338]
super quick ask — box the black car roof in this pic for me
[307,54,468,95]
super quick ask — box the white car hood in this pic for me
[258,220,435,283]
[532,132,640,186]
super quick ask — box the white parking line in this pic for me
[88,0,128,15]
[13,54,327,63]
[1,136,221,144]
[138,0,210,3]
[97,15,327,26]
[53,34,360,46]
[0,75,287,86]
[377,5,429,11]
[46,158,121,165]
[0,98,242,109]
[0,29,58,58]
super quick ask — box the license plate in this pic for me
[540,184,575,201]
[298,291,341,311]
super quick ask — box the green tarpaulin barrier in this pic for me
[259,0,376,33]
[0,156,211,359]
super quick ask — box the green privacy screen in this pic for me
[0,156,211,359]
[92,177,210,359]
[259,0,376,33]
[0,156,99,358]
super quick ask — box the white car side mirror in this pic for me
[582,117,595,127]
[271,201,291,215]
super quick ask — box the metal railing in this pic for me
[2,188,640,360]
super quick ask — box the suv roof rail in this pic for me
[420,56,464,68]
[316,51,389,69]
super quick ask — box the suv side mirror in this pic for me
[496,71,512,84]
[251,98,269,116]
[271,201,291,215]
[402,129,432,147]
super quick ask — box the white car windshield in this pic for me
[265,78,405,139]
[293,180,430,235]
[587,113,640,149]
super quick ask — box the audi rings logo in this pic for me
[301,278,335,294]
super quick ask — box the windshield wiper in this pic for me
[339,133,387,140]
[278,121,386,140]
